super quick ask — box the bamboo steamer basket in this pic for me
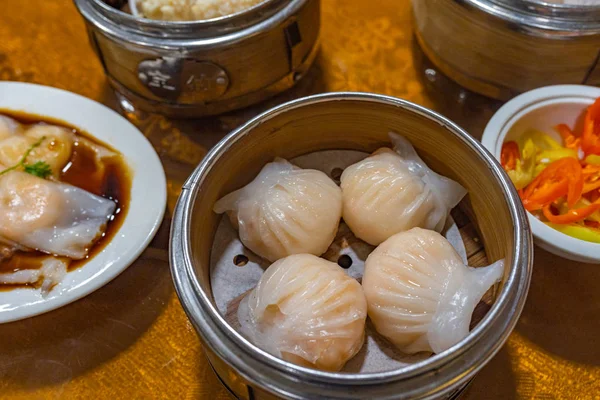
[73,0,320,118]
[170,93,533,399]
[412,0,600,100]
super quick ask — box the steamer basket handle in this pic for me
[583,49,600,86]
[284,19,304,71]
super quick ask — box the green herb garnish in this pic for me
[23,161,53,179]
[0,136,52,179]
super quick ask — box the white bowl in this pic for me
[482,84,600,264]
[0,82,167,323]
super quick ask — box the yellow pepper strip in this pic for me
[533,163,546,177]
[585,154,600,165]
[536,148,578,165]
[546,223,600,243]
[518,129,562,151]
[507,139,537,189]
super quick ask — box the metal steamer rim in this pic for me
[170,93,533,395]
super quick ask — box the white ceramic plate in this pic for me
[482,84,600,264]
[0,81,167,323]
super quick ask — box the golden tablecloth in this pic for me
[1,1,599,399]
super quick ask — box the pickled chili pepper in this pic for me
[507,139,537,189]
[587,190,600,203]
[521,179,567,211]
[519,129,562,151]
[556,123,580,150]
[521,158,583,210]
[559,198,600,222]
[583,165,600,194]
[543,201,600,224]
[536,147,578,165]
[501,97,600,243]
[583,164,600,179]
[501,141,519,170]
[584,180,600,194]
[581,98,600,156]
[585,220,600,229]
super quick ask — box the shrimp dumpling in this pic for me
[362,228,504,354]
[213,158,342,262]
[0,115,21,140]
[0,124,74,177]
[239,254,367,371]
[341,133,467,245]
[0,169,116,259]
[25,124,75,175]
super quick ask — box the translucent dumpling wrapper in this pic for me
[213,158,342,262]
[362,228,504,354]
[238,254,367,371]
[0,243,14,262]
[0,169,116,259]
[341,133,467,246]
[0,115,21,140]
[0,256,68,295]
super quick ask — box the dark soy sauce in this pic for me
[0,110,131,290]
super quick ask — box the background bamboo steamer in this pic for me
[74,0,320,118]
[412,0,600,101]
